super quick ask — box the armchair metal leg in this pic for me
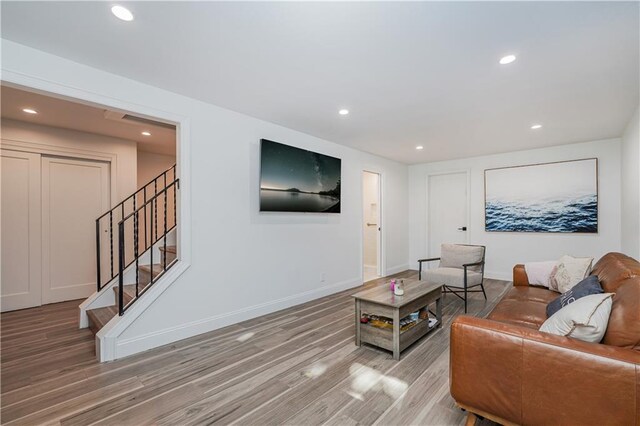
[480,282,487,300]
[464,286,468,313]
[464,270,468,313]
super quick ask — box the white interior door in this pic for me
[1,150,42,312]
[42,156,110,304]
[427,172,468,257]
[363,171,381,282]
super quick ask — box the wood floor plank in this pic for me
[1,271,509,426]
[3,377,144,425]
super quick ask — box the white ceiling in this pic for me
[1,2,638,164]
[1,86,176,156]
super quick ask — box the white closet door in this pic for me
[41,156,110,304]
[1,149,42,312]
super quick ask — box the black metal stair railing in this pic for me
[95,164,177,291]
[118,177,179,315]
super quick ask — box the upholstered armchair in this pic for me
[418,244,486,313]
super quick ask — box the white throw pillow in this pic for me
[553,255,594,293]
[539,293,613,343]
[524,261,558,288]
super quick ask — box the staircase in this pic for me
[85,165,179,336]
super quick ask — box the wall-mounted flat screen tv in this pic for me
[260,139,341,213]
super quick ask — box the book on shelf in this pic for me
[360,312,435,332]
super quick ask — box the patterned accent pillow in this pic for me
[546,275,603,317]
[553,255,594,293]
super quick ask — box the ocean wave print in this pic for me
[485,194,597,233]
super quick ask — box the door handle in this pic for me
[457,226,467,231]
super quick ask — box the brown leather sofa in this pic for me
[450,252,640,426]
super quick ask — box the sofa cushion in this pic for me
[500,286,559,304]
[440,244,484,272]
[546,275,603,317]
[488,287,556,329]
[591,252,640,293]
[423,267,483,287]
[540,293,614,343]
[602,277,640,350]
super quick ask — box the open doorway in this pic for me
[0,85,177,312]
[362,171,381,283]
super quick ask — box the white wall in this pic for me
[1,118,137,204]
[1,40,409,357]
[137,150,176,188]
[409,139,622,280]
[621,106,640,260]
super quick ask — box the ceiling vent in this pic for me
[103,110,175,130]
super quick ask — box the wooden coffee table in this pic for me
[352,280,442,360]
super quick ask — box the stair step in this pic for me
[113,284,149,306]
[159,245,177,264]
[87,305,118,334]
[139,263,164,277]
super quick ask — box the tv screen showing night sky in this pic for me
[259,139,341,213]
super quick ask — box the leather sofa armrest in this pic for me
[512,264,530,286]
[450,316,640,426]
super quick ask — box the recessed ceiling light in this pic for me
[416,146,424,150]
[141,131,151,136]
[111,5,134,21]
[338,109,349,116]
[530,124,542,130]
[22,108,38,114]
[499,55,517,65]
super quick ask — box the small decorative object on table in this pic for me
[394,279,405,296]
[390,279,396,292]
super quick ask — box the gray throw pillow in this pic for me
[546,275,603,317]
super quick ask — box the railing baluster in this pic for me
[109,211,114,278]
[154,179,158,243]
[133,198,140,298]
[96,219,101,290]
[121,203,125,266]
[163,173,168,270]
[150,198,154,286]
[143,186,148,251]
[118,221,125,316]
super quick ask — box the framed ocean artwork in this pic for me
[484,158,598,233]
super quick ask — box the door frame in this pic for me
[361,169,383,281]
[425,170,471,258]
[1,139,118,208]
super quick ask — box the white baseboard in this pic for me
[112,276,362,360]
[484,270,512,282]
[385,263,410,275]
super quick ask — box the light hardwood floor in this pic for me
[1,271,510,425]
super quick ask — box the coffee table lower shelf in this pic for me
[359,318,440,354]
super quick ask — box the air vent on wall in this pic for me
[103,110,175,130]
